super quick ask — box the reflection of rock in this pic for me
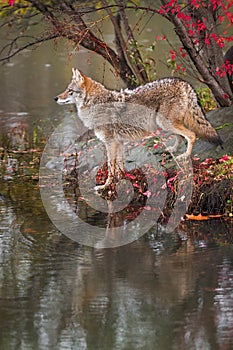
[8,123,27,150]
[6,157,18,172]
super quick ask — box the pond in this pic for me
[0,23,233,350]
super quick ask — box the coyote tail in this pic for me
[185,98,223,147]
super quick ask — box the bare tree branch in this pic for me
[102,0,145,84]
[0,34,59,62]
[114,0,149,83]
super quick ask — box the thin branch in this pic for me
[114,0,149,83]
[162,34,201,81]
[0,34,59,62]
[101,0,144,82]
[114,12,126,60]
[69,4,162,16]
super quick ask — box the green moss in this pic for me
[196,87,217,112]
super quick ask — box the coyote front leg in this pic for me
[96,140,125,189]
[116,142,125,175]
[106,140,125,183]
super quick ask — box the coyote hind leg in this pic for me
[174,125,196,159]
[166,135,182,153]
[156,114,196,158]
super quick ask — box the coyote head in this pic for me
[54,68,86,107]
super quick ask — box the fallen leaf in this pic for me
[185,214,209,221]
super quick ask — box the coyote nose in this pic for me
[54,96,58,101]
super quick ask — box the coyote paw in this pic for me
[94,184,106,191]
[176,153,189,161]
[94,177,114,192]
[94,182,117,201]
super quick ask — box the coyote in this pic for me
[55,68,222,188]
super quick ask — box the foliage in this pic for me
[215,154,233,179]
[188,155,233,217]
[194,154,233,182]
[0,0,233,105]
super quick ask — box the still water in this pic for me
[0,21,233,350]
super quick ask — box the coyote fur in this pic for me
[55,68,222,188]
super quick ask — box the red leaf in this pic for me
[220,155,230,162]
[218,15,225,23]
[143,190,152,198]
[132,183,140,189]
[144,206,152,211]
[204,37,211,45]
[124,173,136,180]
[169,50,177,60]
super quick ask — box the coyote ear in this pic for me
[72,68,84,84]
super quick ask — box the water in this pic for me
[1,197,233,350]
[0,20,233,350]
